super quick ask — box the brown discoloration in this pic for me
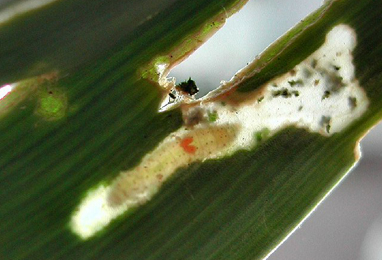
[37,71,59,83]
[182,106,205,127]
[215,87,267,107]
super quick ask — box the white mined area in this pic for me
[70,24,369,239]
[0,84,13,100]
[0,0,58,25]
[71,125,238,239]
[70,185,132,239]
[201,24,368,149]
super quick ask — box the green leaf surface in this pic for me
[0,0,243,84]
[0,0,381,259]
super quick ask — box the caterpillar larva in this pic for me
[107,125,239,207]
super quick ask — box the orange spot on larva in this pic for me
[180,137,197,154]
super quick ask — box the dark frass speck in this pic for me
[169,92,176,99]
[322,90,331,100]
[348,96,357,110]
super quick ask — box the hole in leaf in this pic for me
[169,0,323,98]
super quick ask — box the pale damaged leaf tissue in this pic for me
[70,24,368,239]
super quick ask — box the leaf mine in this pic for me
[70,24,369,239]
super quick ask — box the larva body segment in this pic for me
[107,125,239,207]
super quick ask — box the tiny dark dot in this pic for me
[288,79,303,87]
[311,59,318,68]
[322,91,331,100]
[348,96,357,109]
[326,124,331,133]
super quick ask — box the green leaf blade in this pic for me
[1,0,382,259]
